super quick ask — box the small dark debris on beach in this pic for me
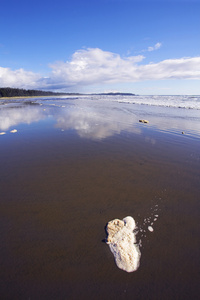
[139,119,149,124]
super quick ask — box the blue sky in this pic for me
[0,0,200,94]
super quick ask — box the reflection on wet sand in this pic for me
[0,104,141,140]
[1,96,200,140]
[0,106,45,131]
[55,107,141,140]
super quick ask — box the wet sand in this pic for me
[0,99,200,299]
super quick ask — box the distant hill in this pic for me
[96,92,135,96]
[0,87,79,98]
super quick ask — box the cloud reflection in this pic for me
[55,107,141,140]
[1,97,198,141]
[0,106,45,131]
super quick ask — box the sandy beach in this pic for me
[0,96,200,299]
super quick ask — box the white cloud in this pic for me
[48,48,145,87]
[48,49,200,86]
[137,57,200,80]
[0,48,200,91]
[0,67,41,89]
[147,42,162,52]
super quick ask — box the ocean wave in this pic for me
[114,95,200,110]
[58,94,200,110]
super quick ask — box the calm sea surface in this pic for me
[0,96,200,299]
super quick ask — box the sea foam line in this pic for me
[106,216,141,272]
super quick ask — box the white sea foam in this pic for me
[52,94,200,110]
[106,216,141,272]
[114,95,200,110]
[148,226,154,232]
[138,201,161,247]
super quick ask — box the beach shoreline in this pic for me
[0,97,200,299]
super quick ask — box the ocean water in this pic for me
[1,94,200,139]
[0,95,200,299]
[111,94,200,110]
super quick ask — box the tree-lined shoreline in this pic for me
[0,87,78,98]
[0,87,135,98]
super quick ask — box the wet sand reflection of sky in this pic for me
[1,97,200,140]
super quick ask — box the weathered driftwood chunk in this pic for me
[139,119,149,124]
